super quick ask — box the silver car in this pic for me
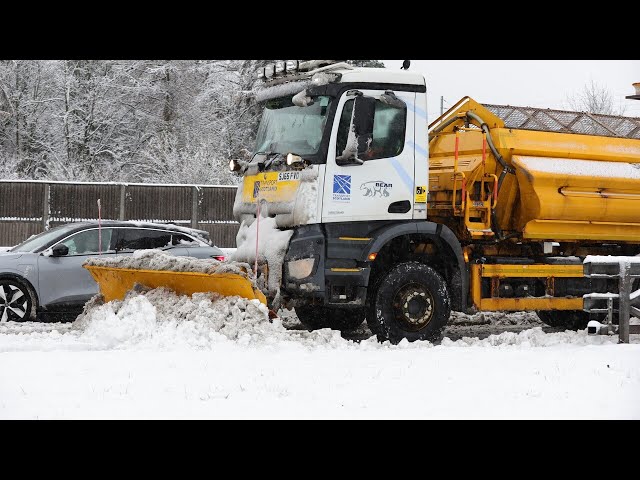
[0,221,226,322]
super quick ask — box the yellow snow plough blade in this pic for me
[84,265,267,305]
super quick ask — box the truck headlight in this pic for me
[287,258,315,279]
[229,159,241,172]
[286,153,303,166]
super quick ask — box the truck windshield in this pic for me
[255,95,331,157]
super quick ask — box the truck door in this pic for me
[322,89,416,223]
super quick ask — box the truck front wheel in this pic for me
[367,262,451,344]
[295,306,365,331]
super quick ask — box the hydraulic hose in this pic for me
[428,116,461,143]
[465,111,517,241]
[464,111,515,192]
[428,109,516,242]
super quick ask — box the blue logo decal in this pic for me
[333,175,351,194]
[253,181,260,198]
[332,175,351,202]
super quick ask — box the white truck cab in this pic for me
[231,61,464,343]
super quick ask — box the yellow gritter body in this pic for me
[428,97,640,243]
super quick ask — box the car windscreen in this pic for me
[10,224,81,253]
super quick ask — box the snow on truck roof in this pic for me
[333,67,426,86]
[254,64,425,103]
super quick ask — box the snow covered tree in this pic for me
[347,60,385,68]
[0,60,61,178]
[566,79,626,115]
[0,59,318,184]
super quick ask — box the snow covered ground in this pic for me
[1,287,638,419]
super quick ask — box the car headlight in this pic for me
[287,258,315,279]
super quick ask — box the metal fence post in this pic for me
[119,184,126,220]
[42,183,50,231]
[191,186,199,229]
[618,260,631,344]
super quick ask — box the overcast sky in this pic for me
[383,60,640,123]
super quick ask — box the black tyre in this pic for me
[367,262,451,344]
[0,278,36,323]
[295,306,365,331]
[536,310,589,330]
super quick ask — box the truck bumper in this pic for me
[281,225,370,308]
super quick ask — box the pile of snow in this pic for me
[584,255,640,264]
[85,249,255,282]
[68,288,353,350]
[5,289,629,353]
[232,216,293,301]
[441,326,621,347]
[450,310,544,326]
[517,156,640,179]
[73,289,272,349]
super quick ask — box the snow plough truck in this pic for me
[87,60,640,343]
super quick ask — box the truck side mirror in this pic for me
[379,90,406,109]
[336,94,376,166]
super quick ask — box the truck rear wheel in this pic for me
[367,262,450,344]
[295,306,365,331]
[536,310,589,330]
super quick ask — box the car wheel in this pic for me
[0,278,36,323]
[367,262,451,344]
[295,306,365,331]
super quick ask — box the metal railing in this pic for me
[583,256,640,343]
[484,104,640,139]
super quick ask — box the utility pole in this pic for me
[440,96,444,117]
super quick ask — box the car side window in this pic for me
[115,229,173,251]
[336,98,406,161]
[61,229,114,256]
[172,233,199,246]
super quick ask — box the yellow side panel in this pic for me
[479,297,583,311]
[513,155,640,235]
[494,129,640,163]
[523,219,640,241]
[470,263,584,311]
[480,264,584,278]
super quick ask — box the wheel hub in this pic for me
[393,284,434,332]
[0,284,28,322]
[407,297,425,316]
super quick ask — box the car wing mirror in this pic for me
[51,244,69,257]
